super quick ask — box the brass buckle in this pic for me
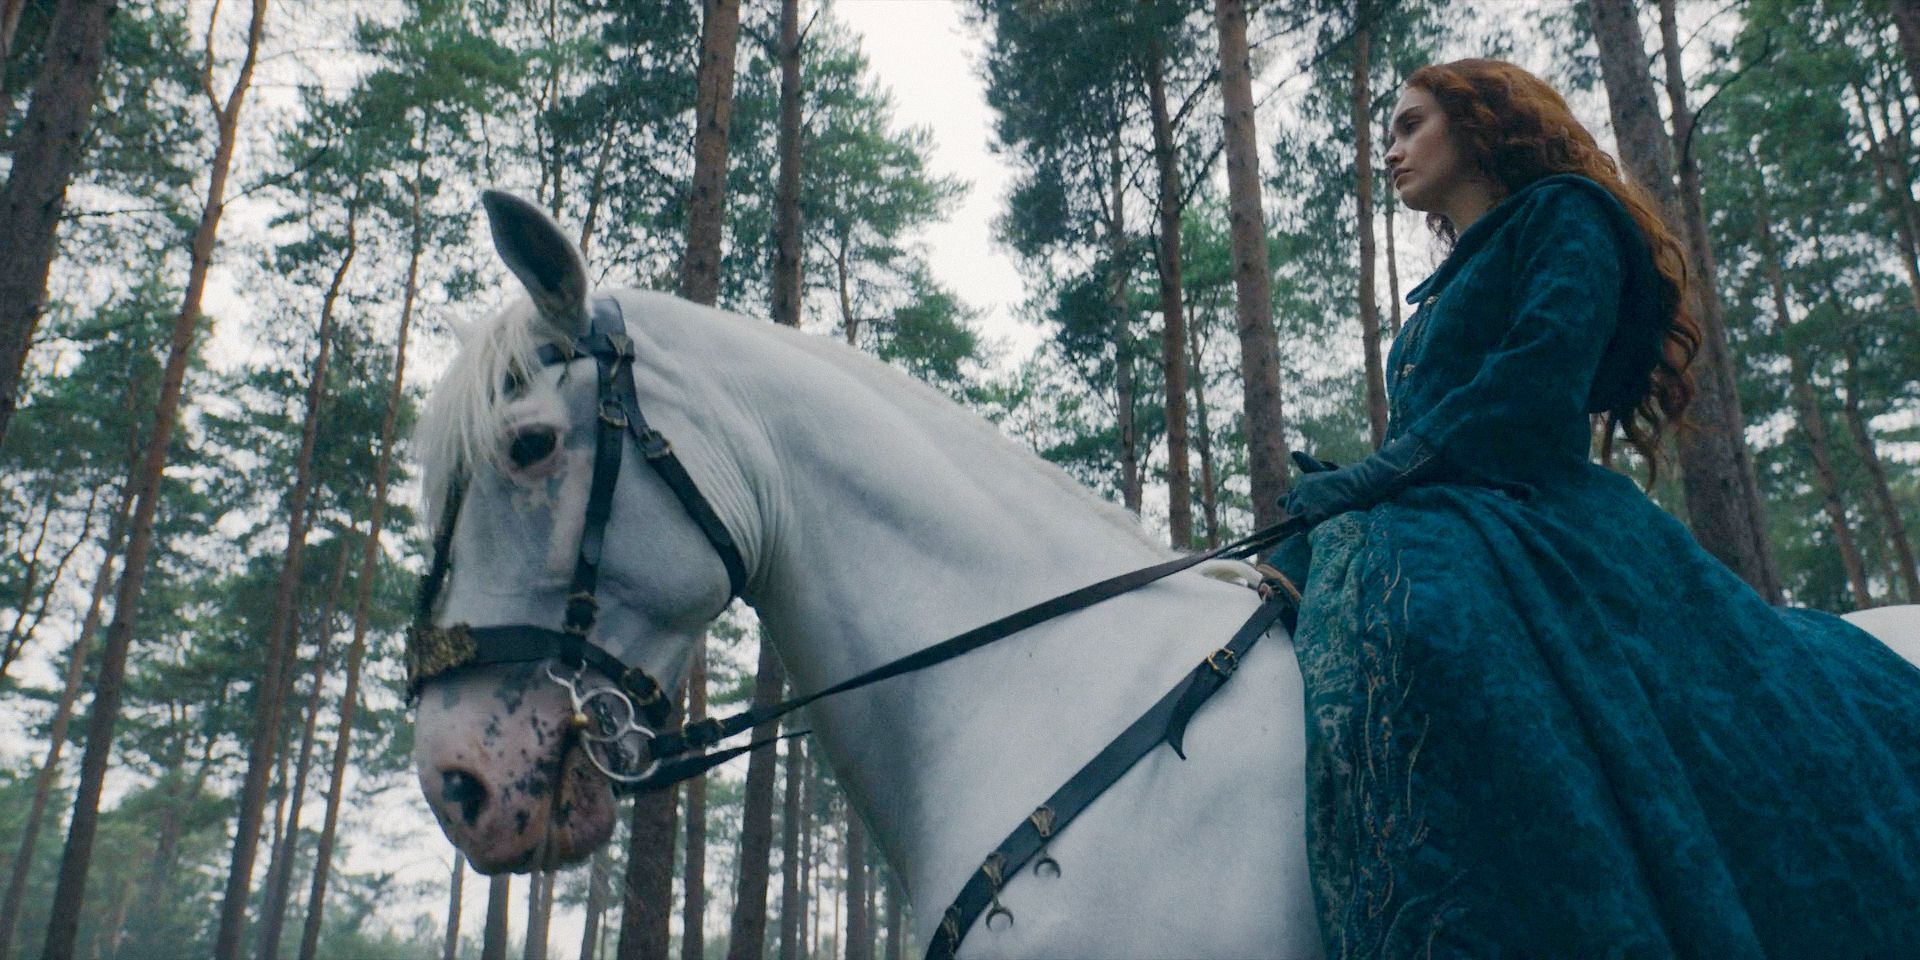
[599,399,628,429]
[1206,648,1239,677]
[639,429,672,460]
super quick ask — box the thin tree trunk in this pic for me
[682,0,742,306]
[1752,172,1872,608]
[1588,0,1781,601]
[724,638,786,960]
[1852,81,1920,322]
[526,871,553,960]
[296,138,429,960]
[581,850,610,960]
[0,465,133,960]
[1351,13,1387,448]
[482,875,511,960]
[617,777,680,960]
[836,246,858,347]
[863,859,877,960]
[578,125,619,260]
[1186,316,1219,547]
[444,853,465,960]
[1841,339,1920,601]
[771,0,803,329]
[777,721,805,960]
[1213,0,1290,525]
[42,3,270,956]
[1,483,96,683]
[800,745,816,959]
[216,193,358,960]
[1890,0,1920,103]
[0,0,27,121]
[1146,48,1193,549]
[1384,183,1402,336]
[682,645,709,960]
[883,872,901,960]
[257,536,356,960]
[844,814,869,960]
[0,0,117,446]
[1106,132,1142,515]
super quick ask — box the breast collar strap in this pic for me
[406,294,749,726]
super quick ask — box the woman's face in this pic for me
[1384,85,1487,225]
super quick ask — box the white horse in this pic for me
[410,195,1920,959]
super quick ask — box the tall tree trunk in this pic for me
[41,4,269,957]
[1108,133,1142,515]
[526,871,553,960]
[682,0,742,305]
[844,814,869,960]
[777,725,805,960]
[682,646,709,960]
[724,639,786,960]
[444,853,465,960]
[0,461,133,960]
[139,729,215,932]
[1752,173,1872,608]
[800,744,816,959]
[0,0,117,446]
[1852,81,1920,322]
[1889,0,1920,103]
[1841,339,1920,601]
[581,850,610,960]
[1146,48,1193,549]
[0,0,28,123]
[297,140,429,960]
[257,518,357,960]
[771,0,803,330]
[482,875,511,960]
[1384,184,1402,336]
[1186,316,1219,547]
[578,125,619,259]
[216,195,358,960]
[1350,13,1387,448]
[883,872,902,960]
[617,776,680,960]
[1213,0,1290,525]
[1587,0,1782,601]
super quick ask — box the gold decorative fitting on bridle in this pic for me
[406,624,478,693]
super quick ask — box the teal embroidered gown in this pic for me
[1289,174,1920,958]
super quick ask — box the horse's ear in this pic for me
[481,189,589,338]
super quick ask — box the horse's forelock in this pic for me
[415,296,550,528]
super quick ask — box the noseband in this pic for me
[407,295,749,781]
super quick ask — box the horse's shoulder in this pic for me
[1842,604,1920,668]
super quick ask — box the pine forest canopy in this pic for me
[0,0,1914,956]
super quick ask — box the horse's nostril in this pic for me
[442,769,489,825]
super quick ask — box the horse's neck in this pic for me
[649,295,1188,905]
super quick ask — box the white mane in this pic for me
[413,296,550,525]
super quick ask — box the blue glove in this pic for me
[1282,435,1441,524]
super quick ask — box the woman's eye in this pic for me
[508,428,559,468]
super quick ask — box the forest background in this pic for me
[0,0,1915,957]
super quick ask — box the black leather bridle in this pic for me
[406,295,748,744]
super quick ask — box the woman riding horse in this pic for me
[1273,58,1920,957]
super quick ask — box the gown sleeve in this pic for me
[1401,185,1625,480]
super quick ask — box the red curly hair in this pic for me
[1406,58,1699,479]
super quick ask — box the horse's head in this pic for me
[409,192,743,873]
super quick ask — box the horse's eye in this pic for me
[508,428,558,469]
